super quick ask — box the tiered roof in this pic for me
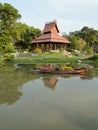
[32,21,70,44]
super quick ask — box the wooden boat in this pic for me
[39,69,86,75]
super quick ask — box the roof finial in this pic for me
[53,19,57,24]
[45,19,57,25]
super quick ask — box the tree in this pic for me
[77,39,87,51]
[69,26,98,53]
[0,3,42,51]
[0,3,21,48]
[67,35,79,52]
[71,26,98,51]
[15,22,41,49]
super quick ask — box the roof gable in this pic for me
[43,21,59,34]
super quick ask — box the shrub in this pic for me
[93,54,98,60]
[70,49,75,53]
[3,54,15,61]
[4,45,16,53]
[86,48,93,55]
[33,48,42,54]
[59,48,64,52]
[0,47,2,50]
[83,47,93,55]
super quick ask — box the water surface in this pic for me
[0,64,98,130]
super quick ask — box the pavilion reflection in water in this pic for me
[41,73,87,90]
[42,75,59,89]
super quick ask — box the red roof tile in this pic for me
[32,20,70,44]
[43,21,59,33]
[33,33,70,43]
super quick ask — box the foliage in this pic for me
[4,44,16,53]
[3,54,15,61]
[59,48,64,52]
[86,48,93,55]
[93,54,98,59]
[76,39,87,51]
[68,35,79,51]
[0,2,21,48]
[0,34,13,48]
[89,54,98,60]
[15,22,41,49]
[0,2,41,51]
[83,45,93,55]
[69,26,98,53]
[33,48,42,54]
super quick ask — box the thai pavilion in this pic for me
[31,20,70,51]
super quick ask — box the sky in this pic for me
[0,0,98,34]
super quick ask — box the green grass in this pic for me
[0,51,97,66]
[16,52,78,64]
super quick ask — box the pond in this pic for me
[0,64,98,130]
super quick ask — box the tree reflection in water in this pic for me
[0,65,40,105]
[0,63,97,105]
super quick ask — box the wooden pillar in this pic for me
[44,44,47,51]
[49,43,52,50]
[37,43,38,48]
[64,44,66,50]
[60,44,63,48]
[54,44,56,50]
[46,44,47,49]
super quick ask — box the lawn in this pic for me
[0,51,96,66]
[16,52,86,65]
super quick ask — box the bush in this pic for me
[4,45,16,53]
[59,48,64,52]
[70,49,75,53]
[0,47,2,51]
[93,54,98,60]
[33,48,42,54]
[83,47,93,55]
[3,54,15,61]
[87,48,93,55]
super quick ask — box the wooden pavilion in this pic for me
[31,20,70,51]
